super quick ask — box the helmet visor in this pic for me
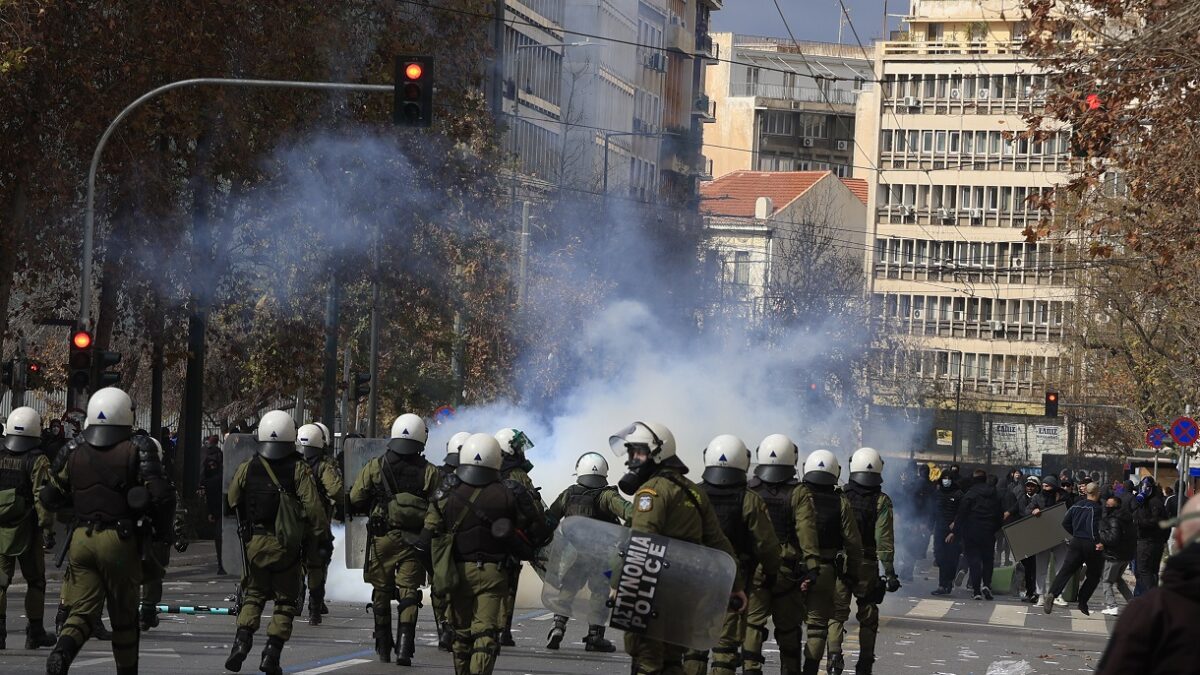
[82,424,132,448]
[609,422,661,458]
[2,435,39,453]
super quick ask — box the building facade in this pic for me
[703,34,873,180]
[856,0,1075,462]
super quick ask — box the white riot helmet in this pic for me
[574,452,610,489]
[389,413,428,455]
[297,423,327,460]
[314,422,332,446]
[457,433,503,486]
[3,407,42,453]
[609,421,677,465]
[803,449,841,486]
[257,410,298,459]
[445,431,471,468]
[83,387,135,447]
[702,435,751,486]
[755,434,798,483]
[849,447,884,487]
[494,428,534,457]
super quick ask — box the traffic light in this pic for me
[1045,390,1059,417]
[394,56,432,127]
[69,330,93,390]
[25,361,42,389]
[93,349,121,389]
[353,372,371,399]
[1071,93,1112,158]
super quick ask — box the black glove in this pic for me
[43,531,56,552]
[886,574,901,593]
[414,528,434,552]
[763,573,777,591]
[174,538,190,553]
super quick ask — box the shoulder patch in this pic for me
[636,492,654,512]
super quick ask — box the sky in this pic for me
[711,0,898,45]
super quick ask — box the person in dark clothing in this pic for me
[199,439,225,575]
[1096,498,1200,675]
[1013,476,1040,601]
[957,470,1003,600]
[1098,495,1136,615]
[1131,476,1168,595]
[913,465,936,566]
[931,471,963,595]
[1024,475,1068,600]
[1044,482,1105,615]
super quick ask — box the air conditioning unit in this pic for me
[1011,256,1024,267]
[949,88,962,99]
[977,89,991,100]
[953,310,965,321]
[912,309,924,320]
[802,138,815,148]
[937,207,954,222]
[903,96,920,109]
[969,208,984,222]
[836,140,849,151]
[899,205,914,217]
[988,320,1005,331]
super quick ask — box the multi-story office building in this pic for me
[856,0,1075,461]
[501,0,569,186]
[703,34,873,179]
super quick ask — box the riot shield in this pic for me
[540,516,737,650]
[342,437,390,569]
[221,434,259,578]
[1002,501,1069,561]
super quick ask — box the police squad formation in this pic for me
[1,389,1196,674]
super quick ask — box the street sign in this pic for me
[1170,417,1199,447]
[1147,426,1168,448]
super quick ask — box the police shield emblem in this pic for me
[540,516,737,650]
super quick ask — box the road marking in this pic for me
[906,599,953,619]
[293,658,373,674]
[988,604,1027,627]
[74,649,179,667]
[531,612,556,621]
[1070,614,1109,635]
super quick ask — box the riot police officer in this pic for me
[494,427,539,647]
[40,388,175,675]
[423,433,551,674]
[684,435,780,675]
[224,410,326,675]
[0,406,55,650]
[433,430,469,651]
[742,434,808,675]
[297,423,342,626]
[826,448,898,675]
[348,413,440,666]
[544,451,631,652]
[138,436,188,632]
[791,449,864,675]
[609,421,746,675]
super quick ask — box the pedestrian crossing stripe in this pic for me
[895,599,1112,634]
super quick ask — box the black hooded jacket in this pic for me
[935,480,963,532]
[1096,542,1200,675]
[1132,479,1169,542]
[957,476,1003,543]
[1099,502,1137,561]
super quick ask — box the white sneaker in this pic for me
[1101,605,1119,616]
[1053,597,1068,607]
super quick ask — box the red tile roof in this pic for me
[700,170,829,217]
[841,177,868,205]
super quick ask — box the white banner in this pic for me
[990,421,1066,462]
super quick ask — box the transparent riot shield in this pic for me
[540,516,737,650]
[221,434,259,578]
[342,438,390,569]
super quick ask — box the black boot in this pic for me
[374,624,393,664]
[802,656,821,675]
[259,636,283,675]
[320,601,329,615]
[25,623,55,649]
[583,625,615,653]
[90,616,110,641]
[138,605,159,632]
[0,614,5,650]
[225,627,254,672]
[500,628,515,647]
[437,621,453,653]
[545,615,568,650]
[46,635,81,675]
[116,667,138,675]
[308,596,322,626]
[855,655,875,675]
[396,623,415,667]
[53,604,67,637]
[829,651,845,675]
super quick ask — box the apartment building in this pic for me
[703,34,873,179]
[502,0,569,185]
[855,0,1074,461]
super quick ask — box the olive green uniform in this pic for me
[791,484,863,675]
[227,455,326,644]
[431,463,456,650]
[498,463,538,644]
[683,487,780,675]
[742,478,806,675]
[625,467,743,675]
[425,474,549,675]
[828,487,894,674]
[304,454,343,622]
[44,436,175,674]
[0,449,53,648]
[349,453,440,662]
[139,497,188,630]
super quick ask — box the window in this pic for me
[800,114,827,139]
[764,111,794,136]
[732,251,751,285]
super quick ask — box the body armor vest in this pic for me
[750,478,799,547]
[810,487,844,551]
[845,484,880,555]
[447,480,515,563]
[561,484,620,524]
[380,454,427,500]
[69,441,137,523]
[702,483,751,559]
[0,451,37,501]
[244,455,299,530]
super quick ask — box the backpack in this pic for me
[430,486,481,597]
[250,457,306,570]
[379,458,430,532]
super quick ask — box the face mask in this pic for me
[618,455,658,496]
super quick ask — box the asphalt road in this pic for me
[0,542,1115,674]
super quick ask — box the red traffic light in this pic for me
[27,362,39,373]
[1086,93,1102,110]
[72,331,93,349]
[404,63,424,80]
[1047,392,1058,402]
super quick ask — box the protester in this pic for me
[957,470,1002,600]
[1043,482,1105,615]
[1131,476,1169,594]
[1098,495,1135,615]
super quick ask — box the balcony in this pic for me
[692,95,716,122]
[698,0,722,10]
[666,17,691,54]
[695,35,719,64]
[731,82,857,107]
[697,157,714,180]
[881,39,1024,57]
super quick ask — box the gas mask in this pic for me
[618,447,657,496]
